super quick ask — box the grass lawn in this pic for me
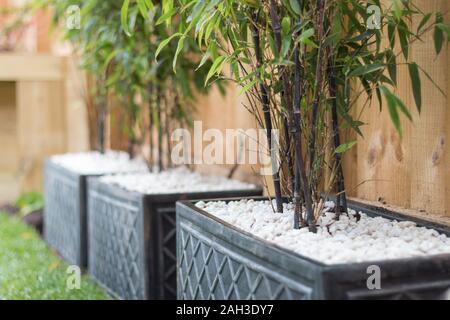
[0,213,108,300]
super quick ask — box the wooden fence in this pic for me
[194,0,450,218]
[1,0,449,219]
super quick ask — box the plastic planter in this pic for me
[44,159,91,267]
[43,158,144,268]
[176,197,450,300]
[87,177,263,300]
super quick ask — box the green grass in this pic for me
[0,213,108,300]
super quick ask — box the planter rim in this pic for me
[45,158,115,178]
[90,175,263,202]
[177,196,450,269]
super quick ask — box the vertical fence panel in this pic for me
[408,0,449,215]
[345,0,450,216]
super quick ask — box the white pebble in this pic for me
[51,151,148,174]
[100,166,257,194]
[199,199,450,265]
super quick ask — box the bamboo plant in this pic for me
[32,0,213,169]
[119,0,215,170]
[155,0,449,231]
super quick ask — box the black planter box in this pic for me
[44,159,91,267]
[176,197,450,300]
[43,158,144,268]
[87,177,263,300]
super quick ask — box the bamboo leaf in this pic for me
[289,0,301,15]
[155,32,181,59]
[348,63,384,77]
[238,79,257,95]
[335,141,357,154]
[388,22,396,48]
[102,49,117,76]
[381,86,402,135]
[196,51,211,71]
[380,85,412,135]
[137,0,149,20]
[386,50,397,86]
[144,0,154,11]
[392,0,402,21]
[434,13,444,55]
[156,8,177,25]
[281,17,291,36]
[397,23,409,60]
[394,94,412,121]
[281,36,291,59]
[121,0,131,36]
[408,62,422,113]
[173,36,186,71]
[205,56,226,85]
[417,13,432,33]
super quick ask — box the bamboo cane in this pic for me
[251,12,283,213]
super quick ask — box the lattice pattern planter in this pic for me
[44,160,89,267]
[176,198,450,300]
[87,178,263,300]
[43,157,145,268]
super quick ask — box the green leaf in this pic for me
[388,22,396,48]
[381,85,402,135]
[173,36,186,71]
[238,79,257,95]
[121,0,131,36]
[297,28,317,48]
[417,13,432,33]
[205,56,226,85]
[156,7,177,26]
[298,28,314,42]
[392,0,402,21]
[102,49,117,76]
[281,17,291,36]
[196,51,211,71]
[144,0,154,11]
[348,63,384,77]
[395,95,412,122]
[386,50,397,85]
[335,141,357,154]
[397,23,409,60]
[280,36,291,58]
[289,0,301,15]
[408,62,422,113]
[434,13,444,55]
[380,85,412,135]
[137,0,149,20]
[155,32,181,59]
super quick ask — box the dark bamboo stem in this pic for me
[309,0,326,174]
[127,96,136,160]
[157,92,163,171]
[96,97,106,154]
[165,95,172,168]
[269,0,294,194]
[96,80,107,154]
[293,42,315,231]
[328,59,345,218]
[251,12,283,213]
[148,84,154,170]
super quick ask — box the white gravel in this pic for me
[50,151,148,174]
[100,166,258,194]
[195,199,450,265]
